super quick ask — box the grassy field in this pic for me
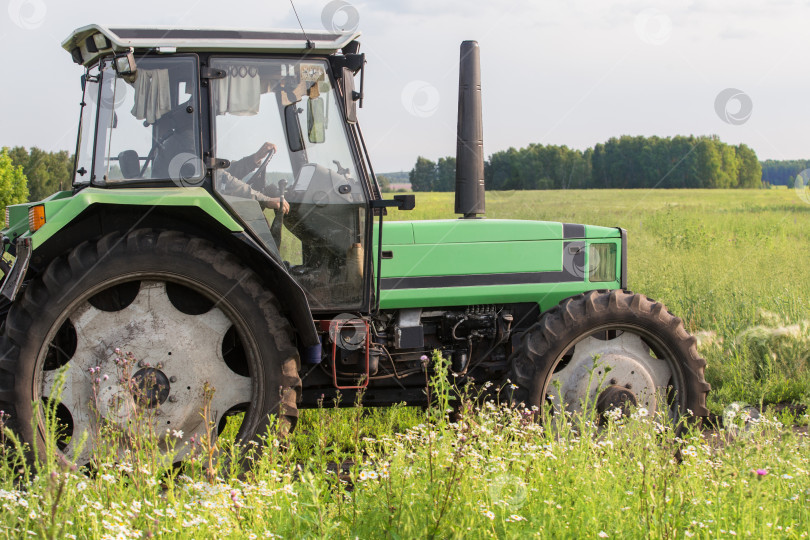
[2,188,810,539]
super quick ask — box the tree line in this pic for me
[1,140,806,212]
[6,147,73,202]
[0,146,74,211]
[760,159,810,187]
[409,135,764,191]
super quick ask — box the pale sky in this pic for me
[0,0,808,172]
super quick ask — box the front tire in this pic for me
[506,290,710,420]
[0,229,301,465]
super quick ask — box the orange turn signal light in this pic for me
[28,205,46,232]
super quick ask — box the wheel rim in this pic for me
[37,277,257,465]
[545,325,683,419]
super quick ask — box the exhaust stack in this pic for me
[455,40,485,218]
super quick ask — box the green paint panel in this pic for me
[411,219,563,243]
[4,204,31,231]
[379,222,415,245]
[23,187,243,249]
[375,218,622,311]
[584,224,621,238]
[382,241,562,277]
[379,280,619,312]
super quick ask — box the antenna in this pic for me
[289,0,314,49]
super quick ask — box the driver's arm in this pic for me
[217,170,289,214]
[227,142,277,179]
[218,171,289,213]
[226,155,259,180]
[218,142,289,213]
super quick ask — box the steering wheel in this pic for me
[247,147,276,191]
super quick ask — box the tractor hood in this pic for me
[375,219,624,311]
[380,219,619,245]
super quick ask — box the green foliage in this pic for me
[376,174,392,193]
[435,156,456,192]
[761,158,810,187]
[6,146,72,202]
[736,144,762,188]
[409,156,437,191]
[410,136,774,191]
[488,142,591,190]
[0,148,29,211]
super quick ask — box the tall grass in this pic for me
[1,351,808,538]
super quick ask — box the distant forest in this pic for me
[407,135,804,192]
[760,159,810,187]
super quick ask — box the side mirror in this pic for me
[370,194,416,211]
[342,67,359,124]
[393,194,415,210]
[284,104,305,153]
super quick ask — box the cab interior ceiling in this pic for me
[213,61,328,108]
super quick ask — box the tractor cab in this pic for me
[64,25,375,311]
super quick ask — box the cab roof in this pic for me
[62,24,361,66]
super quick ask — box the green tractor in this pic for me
[0,25,709,464]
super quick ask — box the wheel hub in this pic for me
[596,385,638,417]
[131,368,171,408]
[548,332,672,416]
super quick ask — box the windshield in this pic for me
[210,57,368,310]
[93,56,202,185]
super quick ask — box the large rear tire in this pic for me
[0,229,301,465]
[506,290,709,420]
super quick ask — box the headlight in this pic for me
[589,243,617,282]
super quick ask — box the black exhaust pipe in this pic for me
[455,40,485,219]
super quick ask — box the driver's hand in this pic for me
[253,142,277,165]
[262,197,289,215]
